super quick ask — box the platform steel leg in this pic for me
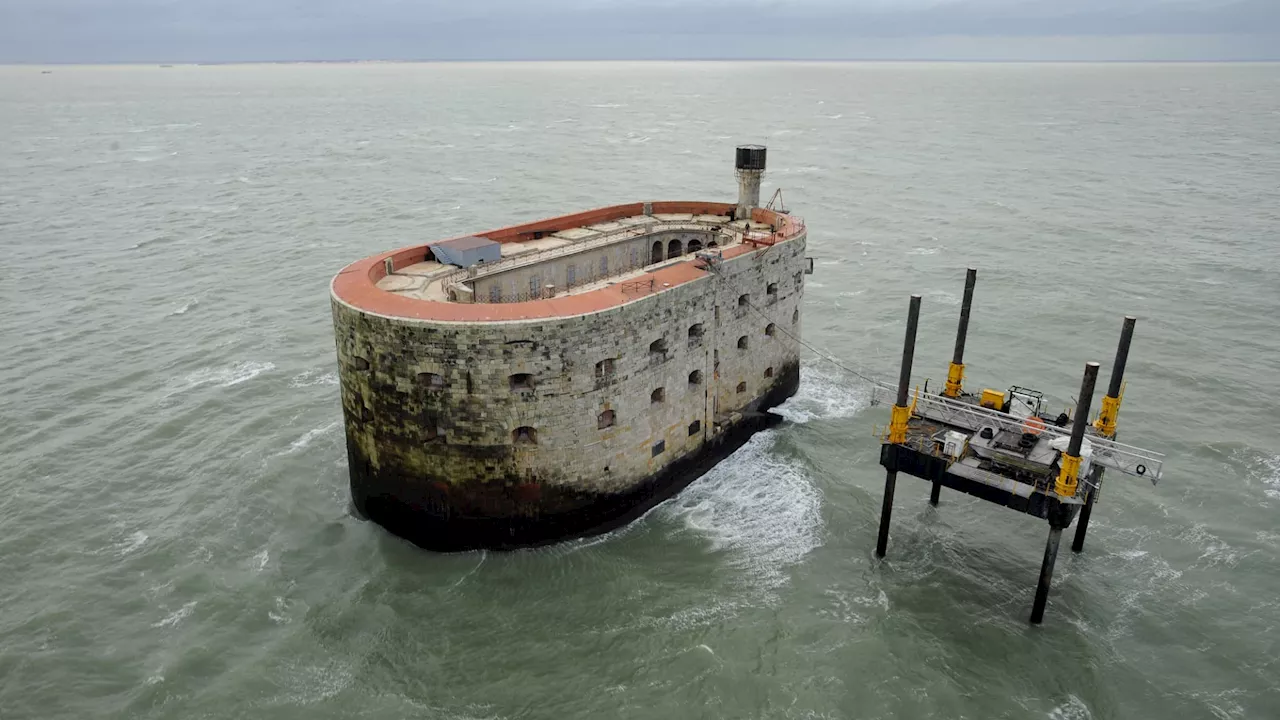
[876,471,897,558]
[929,482,941,506]
[1030,525,1064,624]
[1071,479,1098,553]
[878,294,921,558]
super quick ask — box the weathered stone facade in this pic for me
[332,208,807,550]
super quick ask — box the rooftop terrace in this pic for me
[331,201,804,323]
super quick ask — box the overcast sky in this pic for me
[2,0,1278,63]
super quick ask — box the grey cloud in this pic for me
[1,0,1277,62]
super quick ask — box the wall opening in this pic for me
[667,239,682,259]
[649,338,668,358]
[764,367,774,379]
[513,426,538,445]
[792,308,800,324]
[688,239,703,253]
[418,372,444,390]
[595,358,616,379]
[737,335,749,350]
[736,381,747,394]
[652,440,665,457]
[767,282,779,303]
[651,387,665,404]
[598,409,616,429]
[688,370,703,386]
[738,293,749,308]
[651,240,663,264]
[509,373,535,391]
[688,323,704,346]
[688,420,701,436]
[765,323,776,337]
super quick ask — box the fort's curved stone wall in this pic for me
[332,204,807,550]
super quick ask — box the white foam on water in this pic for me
[658,430,823,594]
[906,246,942,256]
[770,365,871,425]
[588,103,625,108]
[1047,695,1093,720]
[152,601,197,629]
[285,421,340,454]
[168,361,275,395]
[289,369,339,388]
[252,549,269,572]
[168,298,198,316]
[113,530,149,557]
[1258,453,1280,500]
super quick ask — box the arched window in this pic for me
[651,387,665,403]
[688,323,704,346]
[418,372,444,390]
[688,420,701,436]
[737,335,749,350]
[738,294,749,308]
[688,239,703,253]
[766,282,779,303]
[513,426,537,445]
[765,323,776,337]
[667,239,682,259]
[736,382,747,394]
[792,308,800,324]
[651,240,663,264]
[688,370,703,386]
[509,373,535,391]
[649,338,668,358]
[598,409,616,429]
[595,358,616,378]
[764,367,774,379]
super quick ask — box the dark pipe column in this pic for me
[1073,317,1136,553]
[1031,361,1099,624]
[1030,526,1063,624]
[935,268,976,504]
[876,295,921,558]
[951,269,978,371]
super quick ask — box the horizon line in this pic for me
[6,57,1280,66]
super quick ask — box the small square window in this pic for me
[652,440,665,457]
[736,382,747,394]
[688,420,701,436]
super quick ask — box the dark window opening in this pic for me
[352,356,371,371]
[688,239,703,253]
[764,367,774,379]
[792,308,800,324]
[509,373,535,391]
[513,426,538,445]
[418,372,444,390]
[667,239,682,259]
[652,440,665,457]
[688,370,703,386]
[737,335,749,350]
[738,293,749,308]
[688,420,701,436]
[688,323,704,345]
[598,409,616,429]
[736,382,747,394]
[767,282,779,303]
[595,358,616,379]
[651,387,665,403]
[651,240,663,264]
[707,239,718,248]
[765,323,776,337]
[649,338,668,357]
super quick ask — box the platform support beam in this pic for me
[1071,476,1100,553]
[877,294,921,558]
[1030,522,1063,624]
